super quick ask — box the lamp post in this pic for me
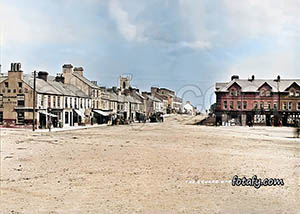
[32,70,36,131]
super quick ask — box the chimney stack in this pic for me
[73,67,84,76]
[38,71,48,82]
[55,73,65,83]
[231,75,239,81]
[8,62,23,80]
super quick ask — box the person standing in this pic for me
[48,117,52,132]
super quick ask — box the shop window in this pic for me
[17,112,25,124]
[65,112,69,124]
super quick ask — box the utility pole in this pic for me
[33,70,36,131]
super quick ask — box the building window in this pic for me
[298,102,300,111]
[17,95,25,107]
[260,102,264,109]
[237,90,240,96]
[57,96,60,108]
[13,89,16,93]
[289,91,295,97]
[41,95,44,107]
[97,101,99,109]
[65,97,68,108]
[80,99,83,108]
[260,90,265,96]
[230,90,235,96]
[243,101,247,109]
[5,82,8,88]
[268,102,271,110]
[274,103,277,109]
[237,101,241,110]
[18,82,22,88]
[254,102,258,109]
[296,91,300,97]
[288,102,292,110]
[70,98,73,108]
[65,112,69,124]
[18,89,22,93]
[0,112,3,123]
[230,101,234,109]
[7,89,11,93]
[2,89,5,93]
[53,96,56,108]
[17,112,25,124]
[75,98,78,109]
[265,91,271,96]
[283,102,287,110]
[0,95,3,107]
[48,96,51,108]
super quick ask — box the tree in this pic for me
[209,103,216,115]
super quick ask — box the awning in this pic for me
[39,111,58,117]
[93,110,112,117]
[74,109,85,118]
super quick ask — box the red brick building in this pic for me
[215,75,300,126]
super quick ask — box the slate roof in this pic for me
[23,74,88,97]
[72,72,99,89]
[216,79,300,93]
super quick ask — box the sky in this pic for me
[1,0,300,110]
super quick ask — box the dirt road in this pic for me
[1,116,299,213]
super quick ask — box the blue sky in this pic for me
[1,0,300,110]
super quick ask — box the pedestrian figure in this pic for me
[48,118,52,132]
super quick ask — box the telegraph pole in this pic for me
[33,70,36,131]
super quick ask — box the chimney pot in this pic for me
[231,75,239,81]
[38,71,49,81]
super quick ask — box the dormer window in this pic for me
[296,91,300,97]
[236,90,240,96]
[230,90,235,96]
[289,91,295,97]
[265,91,271,96]
[260,90,265,96]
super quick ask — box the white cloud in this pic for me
[179,41,212,50]
[109,0,141,42]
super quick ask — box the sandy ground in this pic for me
[0,115,300,214]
